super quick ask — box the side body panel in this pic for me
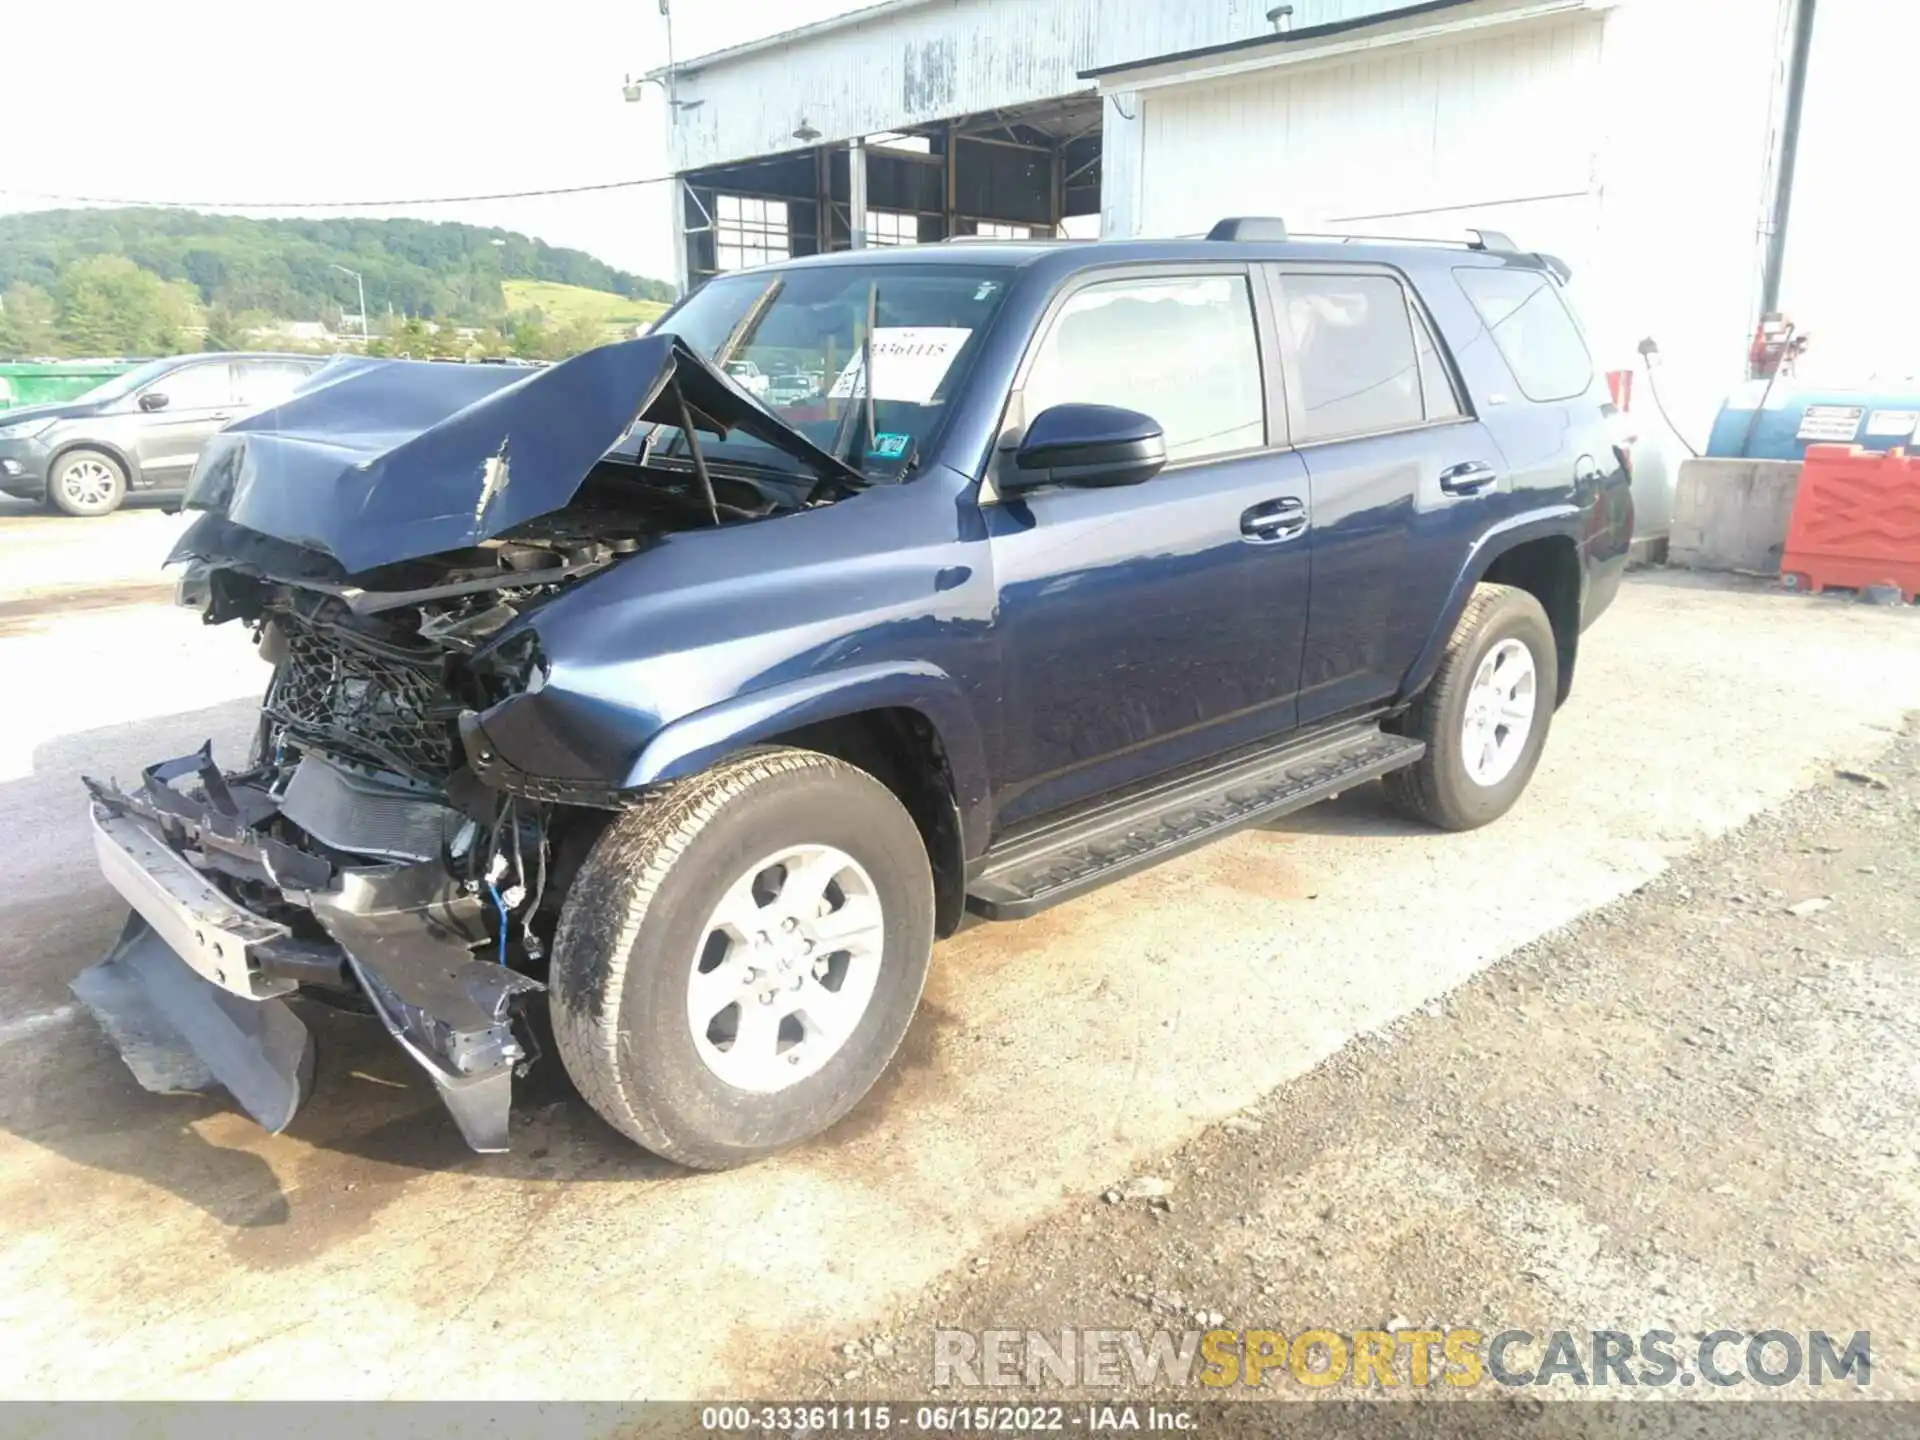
[1404,257,1633,698]
[983,445,1312,830]
[977,259,1312,832]
[131,361,239,489]
[1266,259,1515,728]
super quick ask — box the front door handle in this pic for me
[1439,460,1499,496]
[1241,496,1308,543]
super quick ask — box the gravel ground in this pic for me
[807,718,1920,1410]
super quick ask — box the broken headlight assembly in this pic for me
[471,628,550,705]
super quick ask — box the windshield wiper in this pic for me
[714,279,782,369]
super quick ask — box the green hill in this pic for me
[503,280,671,334]
[0,208,673,359]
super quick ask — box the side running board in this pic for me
[966,724,1424,921]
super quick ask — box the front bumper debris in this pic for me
[72,914,315,1133]
[77,745,543,1152]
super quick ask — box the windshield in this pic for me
[641,262,1013,477]
[72,358,178,405]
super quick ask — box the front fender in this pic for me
[1395,506,1584,705]
[625,660,992,858]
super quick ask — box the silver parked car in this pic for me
[0,352,326,516]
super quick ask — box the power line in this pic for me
[0,175,678,210]
[0,152,812,212]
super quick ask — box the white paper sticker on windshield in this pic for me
[828,326,972,404]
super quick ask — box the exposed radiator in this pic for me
[278,756,459,863]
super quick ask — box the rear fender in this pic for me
[624,661,991,860]
[1395,507,1585,706]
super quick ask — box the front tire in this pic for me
[48,448,128,517]
[1385,582,1559,831]
[549,748,934,1169]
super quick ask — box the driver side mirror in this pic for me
[1005,404,1166,491]
[138,391,170,412]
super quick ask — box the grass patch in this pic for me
[503,280,669,333]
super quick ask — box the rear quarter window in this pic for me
[1453,266,1593,402]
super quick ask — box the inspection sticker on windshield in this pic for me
[829,327,971,404]
[868,432,912,460]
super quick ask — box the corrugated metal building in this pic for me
[652,0,1826,464]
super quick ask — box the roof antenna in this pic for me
[1266,4,1294,32]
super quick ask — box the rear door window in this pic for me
[234,360,316,408]
[1274,272,1426,442]
[1453,266,1593,401]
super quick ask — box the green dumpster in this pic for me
[0,361,140,411]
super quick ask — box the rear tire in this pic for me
[1385,582,1558,831]
[549,747,934,1169]
[48,448,128,517]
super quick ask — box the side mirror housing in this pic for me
[138,391,170,412]
[1006,404,1167,491]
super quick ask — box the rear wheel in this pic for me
[549,748,934,1169]
[48,448,128,517]
[1385,582,1559,831]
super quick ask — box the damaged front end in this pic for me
[75,335,862,1151]
[83,743,540,1150]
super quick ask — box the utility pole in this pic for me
[329,264,369,346]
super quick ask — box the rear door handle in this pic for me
[1439,460,1499,496]
[1241,496,1308,543]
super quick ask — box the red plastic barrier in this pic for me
[1780,444,1920,602]
[1605,369,1633,411]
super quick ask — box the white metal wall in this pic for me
[1774,0,1920,384]
[1134,12,1607,264]
[1584,0,1795,442]
[664,0,1422,174]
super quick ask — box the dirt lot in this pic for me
[0,510,1916,1409]
[818,720,1920,1404]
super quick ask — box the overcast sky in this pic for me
[2,0,871,285]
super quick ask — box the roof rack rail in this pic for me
[1206,217,1288,241]
[1199,220,1565,274]
[1280,229,1522,252]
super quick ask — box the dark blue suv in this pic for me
[79,222,1632,1166]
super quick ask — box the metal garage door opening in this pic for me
[677,93,1102,286]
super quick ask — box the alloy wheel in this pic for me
[59,458,117,510]
[685,843,885,1093]
[1459,637,1538,787]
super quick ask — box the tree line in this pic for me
[0,209,673,360]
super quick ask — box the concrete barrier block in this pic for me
[1668,458,1803,574]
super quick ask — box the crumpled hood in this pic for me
[180,335,860,575]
